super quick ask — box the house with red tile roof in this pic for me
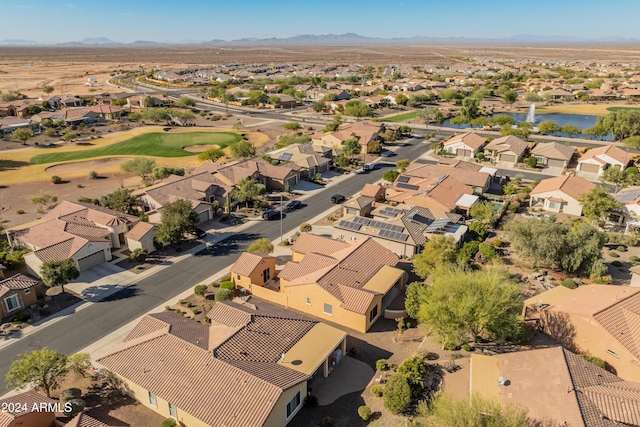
[0,390,58,427]
[404,160,493,192]
[530,141,576,169]
[442,132,487,158]
[386,174,478,214]
[9,201,139,276]
[529,174,596,216]
[482,134,528,163]
[0,273,42,321]
[577,144,633,177]
[231,234,407,332]
[531,285,640,383]
[471,346,640,426]
[97,299,347,427]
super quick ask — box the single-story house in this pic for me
[471,347,640,426]
[529,174,595,216]
[404,160,493,193]
[265,144,332,179]
[359,183,386,202]
[386,174,478,214]
[232,234,407,332]
[577,144,633,176]
[342,195,375,218]
[611,186,640,233]
[442,132,487,158]
[0,390,58,427]
[125,222,156,253]
[97,299,347,427]
[530,141,576,169]
[0,116,41,136]
[0,274,42,320]
[482,135,528,163]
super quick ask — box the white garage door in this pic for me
[197,210,210,224]
[580,163,600,174]
[456,148,471,157]
[547,158,565,168]
[77,250,106,271]
[500,154,517,163]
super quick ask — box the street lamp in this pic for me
[280,191,284,244]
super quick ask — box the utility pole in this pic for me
[280,191,284,244]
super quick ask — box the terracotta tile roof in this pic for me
[207,301,253,327]
[443,131,487,149]
[388,175,473,211]
[31,237,88,263]
[224,359,309,390]
[530,174,596,200]
[483,135,528,156]
[337,284,376,313]
[278,253,338,284]
[580,144,633,166]
[0,273,39,298]
[290,233,351,256]
[360,183,384,198]
[123,314,169,342]
[125,222,154,241]
[148,312,211,350]
[531,141,576,161]
[593,290,640,359]
[66,412,125,427]
[547,285,640,317]
[0,390,57,427]
[404,161,490,189]
[230,252,276,277]
[342,195,374,209]
[213,315,316,362]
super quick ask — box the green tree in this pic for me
[405,281,425,319]
[469,200,494,223]
[343,100,372,117]
[417,107,436,126]
[395,93,409,106]
[67,353,91,378]
[336,155,350,168]
[120,156,156,181]
[62,132,78,142]
[247,237,274,254]
[229,140,255,158]
[40,258,79,294]
[268,95,281,105]
[99,188,139,215]
[11,128,35,144]
[30,191,58,210]
[502,90,518,104]
[490,114,515,127]
[383,374,411,415]
[458,97,480,121]
[128,111,142,122]
[433,109,446,127]
[600,165,625,191]
[141,108,170,124]
[579,186,622,225]
[395,159,410,172]
[219,91,233,113]
[5,348,68,397]
[412,235,457,279]
[587,110,640,140]
[284,122,301,130]
[151,166,185,182]
[156,199,199,245]
[525,92,542,102]
[383,170,399,182]
[342,138,362,158]
[143,96,155,107]
[174,95,195,108]
[417,266,524,346]
[170,109,195,125]
[524,156,538,168]
[43,85,55,94]
[198,147,226,162]
[561,124,582,136]
[231,178,266,208]
[538,120,560,135]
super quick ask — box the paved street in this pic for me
[0,138,428,392]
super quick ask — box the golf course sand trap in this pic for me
[45,157,132,174]
[183,144,221,153]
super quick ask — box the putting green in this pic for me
[30,131,242,164]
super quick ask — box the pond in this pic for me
[440,112,612,140]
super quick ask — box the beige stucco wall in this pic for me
[127,231,156,253]
[1,288,39,318]
[530,190,583,216]
[233,259,276,290]
[263,383,307,427]
[330,229,416,257]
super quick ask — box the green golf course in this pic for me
[30,131,243,164]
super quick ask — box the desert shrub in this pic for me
[88,170,98,179]
[492,238,503,247]
[478,242,498,261]
[194,284,208,296]
[60,388,82,403]
[130,248,147,262]
[219,274,231,282]
[580,354,606,369]
[358,405,372,421]
[561,278,577,289]
[300,222,312,232]
[396,356,429,398]
[370,384,383,397]
[51,175,62,184]
[617,245,627,252]
[174,309,182,314]
[469,221,487,241]
[185,302,193,308]
[609,251,620,258]
[162,419,177,427]
[462,343,472,352]
[215,289,233,301]
[16,209,25,214]
[191,308,201,315]
[611,260,623,267]
[383,374,411,414]
[220,281,235,290]
[376,359,389,371]
[630,255,640,262]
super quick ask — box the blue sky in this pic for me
[3,0,639,43]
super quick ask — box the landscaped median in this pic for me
[0,126,269,184]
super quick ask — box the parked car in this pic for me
[331,194,346,203]
[285,200,302,211]
[188,228,206,239]
[262,209,283,220]
[380,150,395,157]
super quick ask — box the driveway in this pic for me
[308,356,374,406]
[66,263,137,303]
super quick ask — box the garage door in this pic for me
[456,148,471,157]
[580,163,600,174]
[547,158,565,168]
[197,210,210,224]
[499,154,517,163]
[77,250,106,271]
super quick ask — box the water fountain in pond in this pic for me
[525,103,536,123]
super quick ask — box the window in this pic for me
[263,268,270,282]
[168,403,177,419]
[286,391,301,419]
[548,201,560,210]
[323,303,333,315]
[4,295,20,313]
[24,289,30,294]
[607,349,620,358]
[237,274,241,281]
[148,391,157,408]
[306,297,311,305]
[369,305,378,322]
[535,156,544,164]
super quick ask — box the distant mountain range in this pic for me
[0,33,638,47]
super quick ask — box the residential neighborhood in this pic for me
[4,9,640,426]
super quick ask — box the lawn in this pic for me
[533,104,640,116]
[606,106,640,113]
[30,131,242,164]
[381,111,419,122]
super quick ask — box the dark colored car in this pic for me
[188,228,206,239]
[262,209,282,220]
[285,200,302,211]
[331,194,346,203]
